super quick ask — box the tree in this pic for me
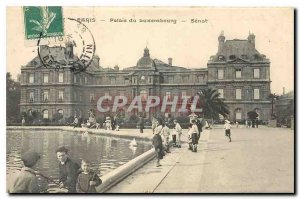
[6,72,21,124]
[197,88,230,120]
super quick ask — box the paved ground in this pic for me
[107,127,294,193]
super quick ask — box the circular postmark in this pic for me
[37,18,96,73]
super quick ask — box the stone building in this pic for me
[207,32,272,122]
[20,32,271,122]
[275,91,294,127]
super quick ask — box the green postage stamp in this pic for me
[23,6,64,39]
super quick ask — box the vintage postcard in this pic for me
[6,7,294,193]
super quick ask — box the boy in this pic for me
[224,120,232,142]
[152,121,164,167]
[9,151,40,193]
[76,159,102,193]
[56,146,80,193]
[190,120,199,152]
[174,120,182,148]
[161,122,171,153]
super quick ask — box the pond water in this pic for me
[6,130,151,192]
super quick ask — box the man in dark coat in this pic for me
[138,116,144,133]
[152,126,164,167]
[56,146,80,193]
[196,118,203,143]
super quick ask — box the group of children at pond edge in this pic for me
[9,146,102,193]
[152,117,233,167]
[9,118,234,193]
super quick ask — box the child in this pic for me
[188,123,193,150]
[161,122,171,153]
[171,125,177,147]
[76,159,102,193]
[151,117,158,134]
[190,120,199,152]
[152,124,164,167]
[9,151,40,193]
[174,120,182,148]
[224,120,232,142]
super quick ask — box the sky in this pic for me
[7,7,294,94]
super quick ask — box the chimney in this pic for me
[283,87,285,95]
[93,55,100,68]
[168,58,172,66]
[114,65,119,71]
[218,31,225,52]
[248,32,255,47]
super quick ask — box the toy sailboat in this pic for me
[129,138,137,147]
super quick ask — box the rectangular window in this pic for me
[74,75,77,83]
[254,69,260,78]
[90,93,95,102]
[58,91,64,101]
[235,69,242,78]
[29,91,34,102]
[217,69,224,79]
[236,89,242,100]
[218,89,224,98]
[148,77,152,83]
[132,77,137,84]
[79,93,82,101]
[254,88,260,99]
[85,77,88,84]
[43,74,49,83]
[58,73,64,83]
[110,77,116,84]
[132,88,136,98]
[125,77,130,84]
[168,76,174,84]
[43,91,49,102]
[198,75,205,82]
[29,73,34,83]
[182,76,189,83]
[73,92,77,101]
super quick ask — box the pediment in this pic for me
[228,58,250,64]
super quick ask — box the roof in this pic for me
[25,45,101,72]
[136,47,156,68]
[217,39,260,58]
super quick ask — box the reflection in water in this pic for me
[7,130,151,191]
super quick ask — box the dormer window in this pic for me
[254,54,261,60]
[229,55,236,60]
[241,54,248,59]
[218,55,225,61]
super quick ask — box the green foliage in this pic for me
[6,73,21,124]
[197,88,230,120]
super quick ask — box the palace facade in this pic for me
[20,32,272,122]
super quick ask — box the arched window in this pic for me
[235,108,242,120]
[28,109,32,116]
[58,109,64,116]
[43,110,49,119]
[229,55,236,60]
[254,108,260,119]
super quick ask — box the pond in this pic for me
[6,129,152,192]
